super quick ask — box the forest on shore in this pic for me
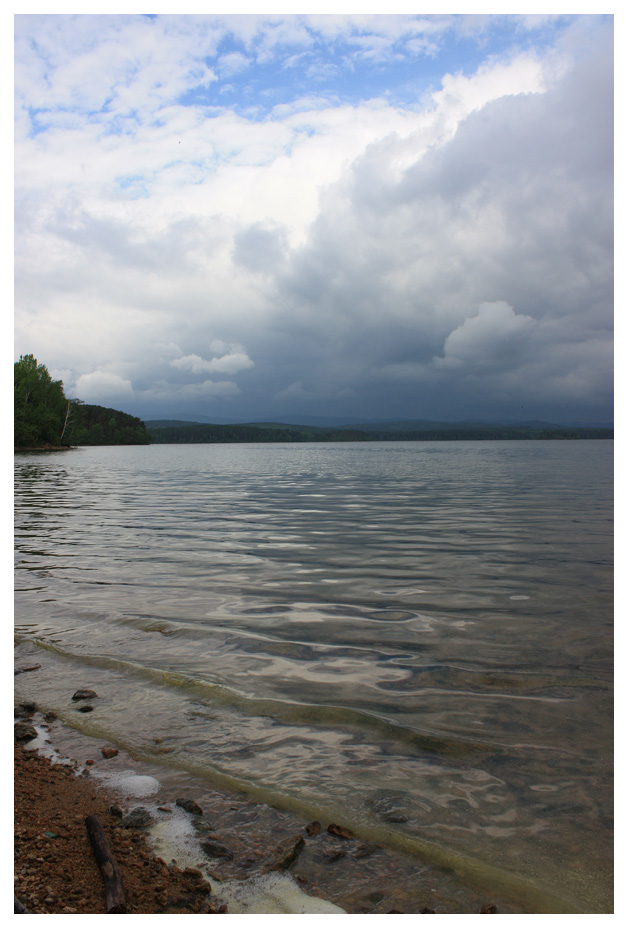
[14,355,150,448]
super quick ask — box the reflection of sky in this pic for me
[14,439,613,911]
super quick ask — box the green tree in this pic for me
[14,354,69,447]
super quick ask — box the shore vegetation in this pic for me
[14,355,150,449]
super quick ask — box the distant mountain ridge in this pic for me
[146,418,613,444]
[145,415,613,432]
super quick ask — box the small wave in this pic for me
[17,636,504,762]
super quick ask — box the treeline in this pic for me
[148,421,612,444]
[148,423,370,443]
[14,354,150,448]
[363,426,614,441]
[70,404,150,445]
[149,423,305,443]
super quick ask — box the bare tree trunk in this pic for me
[85,815,126,913]
[60,400,72,444]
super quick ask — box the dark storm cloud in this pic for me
[241,21,613,421]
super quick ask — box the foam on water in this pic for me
[147,808,204,869]
[93,770,161,798]
[213,872,346,914]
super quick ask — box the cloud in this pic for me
[74,370,133,400]
[179,380,241,398]
[434,302,536,370]
[170,349,254,375]
[232,223,288,275]
[14,14,613,424]
[217,51,251,77]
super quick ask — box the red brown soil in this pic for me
[14,743,221,914]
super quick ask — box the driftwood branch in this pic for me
[85,814,126,913]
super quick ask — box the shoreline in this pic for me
[13,704,347,915]
[13,693,509,915]
[14,445,74,453]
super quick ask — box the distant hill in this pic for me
[246,414,375,428]
[142,413,243,425]
[142,419,206,430]
[147,418,612,444]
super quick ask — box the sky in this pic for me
[13,8,614,425]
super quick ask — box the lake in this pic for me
[14,440,613,913]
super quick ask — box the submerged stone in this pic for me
[353,844,378,859]
[120,807,153,829]
[327,823,355,840]
[262,835,304,872]
[202,838,234,860]
[14,722,38,743]
[176,798,203,815]
[72,689,98,701]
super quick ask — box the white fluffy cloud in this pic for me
[170,349,254,375]
[435,302,536,370]
[74,371,133,400]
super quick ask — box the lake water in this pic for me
[14,441,613,913]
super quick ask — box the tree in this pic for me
[14,355,151,447]
[14,354,69,447]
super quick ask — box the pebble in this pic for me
[354,844,378,859]
[327,823,355,840]
[15,664,41,675]
[368,891,385,903]
[325,849,346,863]
[101,747,118,759]
[201,839,234,860]
[261,834,305,872]
[14,722,38,743]
[71,689,98,701]
[119,808,153,829]
[176,798,203,815]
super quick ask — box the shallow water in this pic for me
[14,440,613,912]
